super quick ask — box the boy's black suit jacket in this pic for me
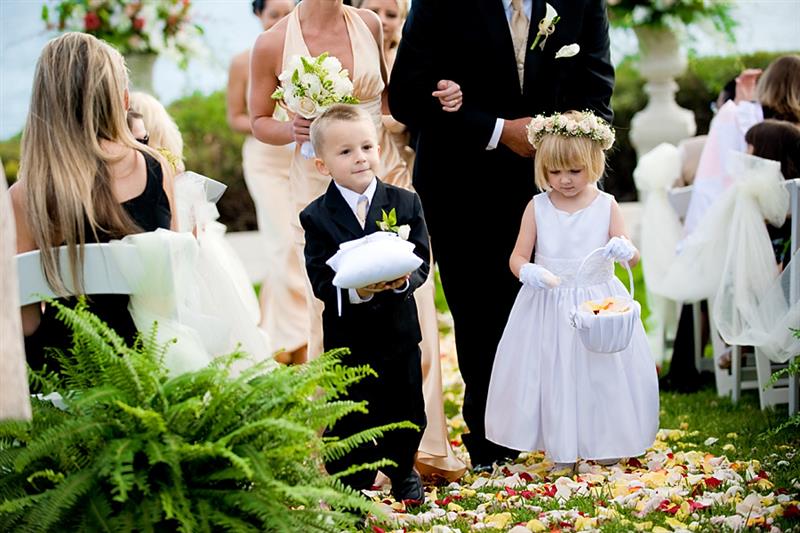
[299,179,431,359]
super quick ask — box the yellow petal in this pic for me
[446,502,464,513]
[526,519,548,532]
[484,512,512,529]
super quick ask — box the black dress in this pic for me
[25,152,171,373]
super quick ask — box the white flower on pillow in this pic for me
[376,209,410,240]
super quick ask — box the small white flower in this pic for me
[321,55,342,76]
[299,72,322,96]
[531,3,560,51]
[396,225,411,241]
[555,43,580,59]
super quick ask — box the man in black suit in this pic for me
[299,105,429,501]
[389,0,614,469]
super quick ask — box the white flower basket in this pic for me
[569,247,640,354]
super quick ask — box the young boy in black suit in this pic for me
[299,105,428,501]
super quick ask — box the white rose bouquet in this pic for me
[271,52,359,158]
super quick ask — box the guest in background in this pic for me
[227,0,307,364]
[684,55,800,234]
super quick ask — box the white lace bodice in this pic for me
[533,189,613,287]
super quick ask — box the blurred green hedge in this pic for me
[2,50,796,226]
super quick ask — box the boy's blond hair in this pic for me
[310,104,373,154]
[534,112,606,191]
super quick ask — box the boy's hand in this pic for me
[355,274,411,298]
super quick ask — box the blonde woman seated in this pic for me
[10,33,175,375]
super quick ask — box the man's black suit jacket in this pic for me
[389,0,615,233]
[299,179,431,359]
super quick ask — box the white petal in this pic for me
[544,3,558,23]
[555,43,580,59]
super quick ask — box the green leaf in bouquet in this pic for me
[291,68,300,85]
[270,88,284,101]
[301,55,313,73]
[388,208,397,226]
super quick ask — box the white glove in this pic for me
[603,236,637,263]
[519,263,561,289]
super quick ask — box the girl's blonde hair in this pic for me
[129,91,185,171]
[19,32,160,295]
[534,112,605,191]
[757,54,800,124]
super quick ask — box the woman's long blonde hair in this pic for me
[20,32,155,295]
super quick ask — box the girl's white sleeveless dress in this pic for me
[485,190,659,463]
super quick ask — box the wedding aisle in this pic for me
[360,312,800,532]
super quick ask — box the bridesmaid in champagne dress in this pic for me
[249,0,465,482]
[227,0,308,364]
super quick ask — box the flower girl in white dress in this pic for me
[485,111,659,469]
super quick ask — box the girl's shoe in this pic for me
[595,458,620,466]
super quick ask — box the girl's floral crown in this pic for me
[526,111,615,151]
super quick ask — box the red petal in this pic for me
[705,477,723,488]
[520,472,534,482]
[783,504,800,519]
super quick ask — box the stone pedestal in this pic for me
[629,27,696,159]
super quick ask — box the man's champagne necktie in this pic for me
[509,0,530,91]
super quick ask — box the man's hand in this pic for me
[432,80,463,112]
[500,117,535,157]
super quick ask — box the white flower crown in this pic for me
[526,111,615,151]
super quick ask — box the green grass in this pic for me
[659,385,800,489]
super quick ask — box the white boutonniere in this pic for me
[530,3,560,51]
[555,43,580,59]
[376,208,411,240]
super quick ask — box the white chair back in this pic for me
[17,243,142,305]
[180,171,227,203]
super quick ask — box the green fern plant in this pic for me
[0,299,415,532]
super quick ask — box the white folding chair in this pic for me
[17,243,143,305]
[699,178,800,409]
